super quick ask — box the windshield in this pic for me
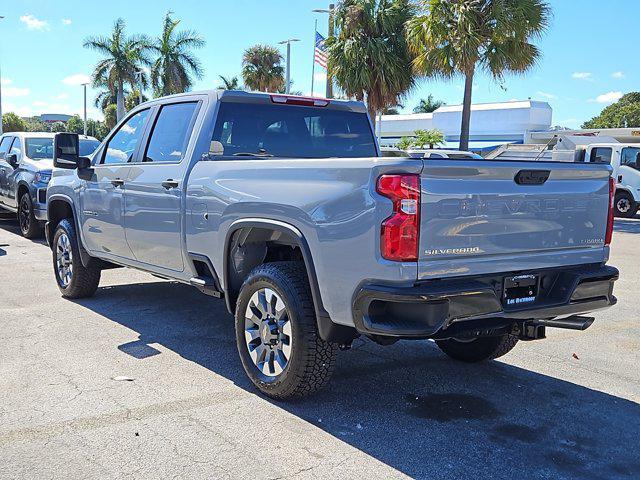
[25,137,99,160]
[26,138,54,159]
[211,102,377,158]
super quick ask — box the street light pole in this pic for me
[326,4,335,99]
[81,82,88,136]
[278,39,300,94]
[312,5,335,99]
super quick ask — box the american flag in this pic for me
[314,31,328,69]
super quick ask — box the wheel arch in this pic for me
[222,218,357,344]
[46,195,77,248]
[223,219,324,313]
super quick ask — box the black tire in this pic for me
[52,218,101,299]
[18,192,43,239]
[614,191,637,218]
[235,261,337,399]
[435,334,519,363]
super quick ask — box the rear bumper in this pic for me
[352,264,618,338]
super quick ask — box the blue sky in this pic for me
[1,0,636,128]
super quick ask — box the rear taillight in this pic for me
[376,174,421,262]
[605,176,615,245]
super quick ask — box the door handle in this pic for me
[162,179,179,190]
[111,178,125,187]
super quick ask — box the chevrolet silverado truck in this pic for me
[46,90,618,399]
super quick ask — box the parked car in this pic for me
[47,91,618,399]
[0,132,99,237]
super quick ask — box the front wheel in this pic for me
[614,191,637,218]
[235,261,337,399]
[18,192,43,239]
[435,334,519,363]
[52,219,101,298]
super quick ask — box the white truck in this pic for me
[487,135,640,217]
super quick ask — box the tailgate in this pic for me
[418,160,612,280]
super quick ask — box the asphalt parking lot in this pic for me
[0,213,639,480]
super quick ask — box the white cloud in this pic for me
[62,74,91,86]
[537,91,557,100]
[572,72,592,81]
[32,100,48,107]
[4,102,33,117]
[20,14,49,31]
[594,91,623,104]
[53,93,70,100]
[3,86,30,97]
[612,71,625,79]
[62,18,72,26]
[558,118,579,128]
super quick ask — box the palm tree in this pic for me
[149,12,205,97]
[326,0,416,127]
[217,75,241,90]
[84,18,150,121]
[407,0,551,151]
[242,45,285,92]
[413,94,444,113]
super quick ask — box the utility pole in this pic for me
[81,82,88,136]
[278,39,300,94]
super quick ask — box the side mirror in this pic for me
[6,153,18,168]
[53,132,80,169]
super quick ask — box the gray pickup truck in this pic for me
[47,90,618,399]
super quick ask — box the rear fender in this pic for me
[223,218,357,343]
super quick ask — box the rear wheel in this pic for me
[435,334,519,363]
[18,192,43,239]
[614,191,637,218]
[52,219,101,298]
[235,261,337,399]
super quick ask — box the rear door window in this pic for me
[102,109,150,165]
[211,101,376,158]
[143,102,198,163]
[590,147,613,163]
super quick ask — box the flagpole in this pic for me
[311,19,317,97]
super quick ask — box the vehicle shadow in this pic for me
[73,280,640,479]
[0,216,47,246]
[614,217,640,234]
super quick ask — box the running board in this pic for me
[532,316,595,331]
[189,277,223,298]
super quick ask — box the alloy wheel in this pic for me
[244,288,292,377]
[18,196,31,234]
[56,233,73,288]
